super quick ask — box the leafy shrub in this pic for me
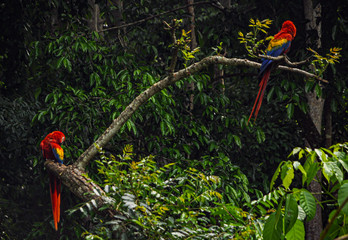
[74,145,258,239]
[258,143,348,240]
[74,143,348,240]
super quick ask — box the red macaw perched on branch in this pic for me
[40,131,65,231]
[248,20,297,124]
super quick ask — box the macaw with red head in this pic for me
[40,131,65,231]
[248,20,297,123]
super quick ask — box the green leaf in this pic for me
[275,86,283,100]
[314,149,327,162]
[274,197,284,230]
[270,162,283,191]
[126,119,137,135]
[209,141,217,152]
[197,81,203,91]
[287,103,294,119]
[299,190,316,221]
[297,205,306,221]
[285,219,305,240]
[267,86,275,102]
[233,135,242,148]
[322,162,335,183]
[305,161,320,186]
[33,157,38,167]
[338,159,348,173]
[37,111,47,122]
[45,92,53,103]
[183,144,191,155]
[293,161,307,185]
[56,56,65,69]
[284,194,299,234]
[305,81,314,93]
[281,161,294,190]
[292,93,300,103]
[263,212,283,240]
[315,83,322,97]
[160,121,166,136]
[63,57,72,72]
[338,183,348,215]
[256,128,265,143]
[332,162,344,183]
[34,87,41,100]
[288,147,302,157]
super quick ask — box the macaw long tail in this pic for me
[247,69,271,124]
[49,174,61,231]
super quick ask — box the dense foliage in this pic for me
[0,0,348,239]
[73,144,348,239]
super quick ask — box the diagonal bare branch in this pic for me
[73,55,328,170]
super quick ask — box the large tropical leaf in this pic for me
[263,212,284,240]
[299,190,316,221]
[338,182,348,215]
[285,219,305,240]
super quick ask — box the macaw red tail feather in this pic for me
[49,174,61,231]
[247,69,271,124]
[57,183,61,224]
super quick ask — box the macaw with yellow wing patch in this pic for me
[248,20,296,124]
[40,131,65,231]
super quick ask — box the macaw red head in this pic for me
[51,131,65,144]
[44,131,65,144]
[282,20,296,39]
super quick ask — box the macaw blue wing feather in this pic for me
[259,40,291,77]
[50,143,64,164]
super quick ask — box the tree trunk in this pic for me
[213,0,233,95]
[324,98,332,147]
[88,0,103,32]
[106,0,127,47]
[303,0,323,239]
[186,0,197,112]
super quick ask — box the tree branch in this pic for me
[73,55,328,170]
[259,54,311,66]
[165,20,179,76]
[259,54,327,83]
[45,160,118,217]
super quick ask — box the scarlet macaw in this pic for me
[248,20,297,123]
[40,131,65,231]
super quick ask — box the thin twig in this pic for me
[259,54,328,83]
[320,195,348,240]
[334,234,348,240]
[284,56,312,66]
[259,54,311,66]
[100,1,212,32]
